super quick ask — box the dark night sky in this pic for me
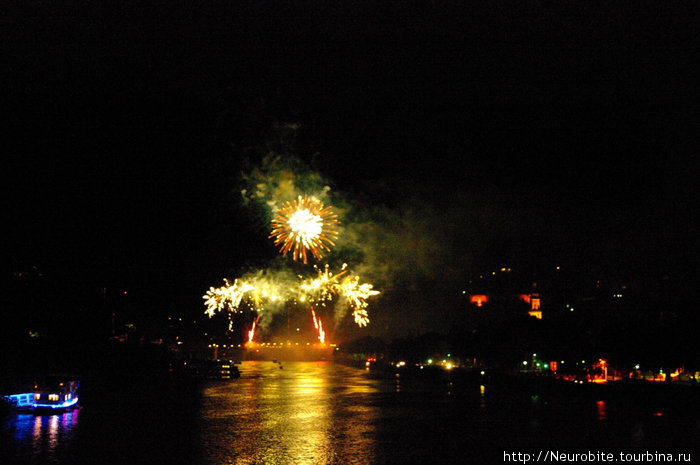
[3,2,698,335]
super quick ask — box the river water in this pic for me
[2,361,697,464]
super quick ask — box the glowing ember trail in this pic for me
[269,195,339,263]
[247,316,260,344]
[310,306,325,344]
[317,318,325,344]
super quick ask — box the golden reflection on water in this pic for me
[201,361,380,465]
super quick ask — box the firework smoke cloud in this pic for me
[204,150,380,341]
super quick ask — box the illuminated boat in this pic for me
[30,376,80,413]
[205,360,240,380]
[2,392,35,412]
[179,359,241,379]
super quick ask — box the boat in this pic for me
[176,359,241,380]
[2,392,35,412]
[204,360,241,380]
[30,375,80,413]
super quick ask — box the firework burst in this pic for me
[298,263,379,327]
[269,195,339,263]
[203,263,379,335]
[203,277,285,321]
[203,278,255,317]
[338,275,379,327]
[298,263,347,304]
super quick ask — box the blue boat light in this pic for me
[33,397,79,409]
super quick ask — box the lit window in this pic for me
[48,394,59,401]
[34,394,41,400]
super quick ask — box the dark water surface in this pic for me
[3,362,698,464]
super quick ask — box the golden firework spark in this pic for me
[203,278,255,317]
[298,263,379,327]
[299,263,347,304]
[269,195,339,263]
[204,263,378,333]
[203,278,284,322]
[338,275,379,327]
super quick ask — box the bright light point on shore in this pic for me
[634,364,640,370]
[523,361,528,365]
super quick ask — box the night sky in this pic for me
[3,2,697,338]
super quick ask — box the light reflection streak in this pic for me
[49,415,59,449]
[596,400,607,420]
[9,409,80,460]
[200,361,379,465]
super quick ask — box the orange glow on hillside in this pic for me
[520,293,541,310]
[469,294,489,307]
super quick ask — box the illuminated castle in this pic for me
[464,266,542,319]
